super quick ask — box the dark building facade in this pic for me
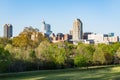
[4,24,13,38]
[83,32,92,40]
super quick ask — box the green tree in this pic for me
[53,45,66,68]
[72,43,94,67]
[74,54,87,67]
[93,45,113,65]
[0,48,12,72]
[114,47,120,64]
[35,41,51,69]
[0,38,12,48]
[12,34,32,49]
[111,42,120,53]
[12,27,47,49]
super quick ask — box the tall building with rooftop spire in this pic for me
[41,20,52,36]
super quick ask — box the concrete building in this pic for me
[104,36,119,43]
[69,30,73,35]
[72,18,83,41]
[88,33,105,44]
[4,24,13,38]
[88,33,119,44]
[41,20,52,36]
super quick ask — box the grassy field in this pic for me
[0,65,120,80]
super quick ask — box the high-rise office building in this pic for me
[41,20,52,36]
[72,18,83,41]
[4,24,13,38]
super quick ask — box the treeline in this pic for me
[0,27,120,73]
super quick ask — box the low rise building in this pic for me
[50,33,72,43]
[88,33,119,44]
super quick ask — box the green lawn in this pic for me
[0,65,120,80]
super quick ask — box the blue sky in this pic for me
[0,0,120,37]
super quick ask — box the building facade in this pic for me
[50,33,72,43]
[41,20,52,36]
[88,33,119,44]
[4,24,13,38]
[72,18,83,41]
[83,32,92,40]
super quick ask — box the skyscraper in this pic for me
[41,20,52,36]
[4,24,13,38]
[72,18,83,41]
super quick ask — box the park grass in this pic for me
[0,65,120,80]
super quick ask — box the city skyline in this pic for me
[0,0,120,37]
